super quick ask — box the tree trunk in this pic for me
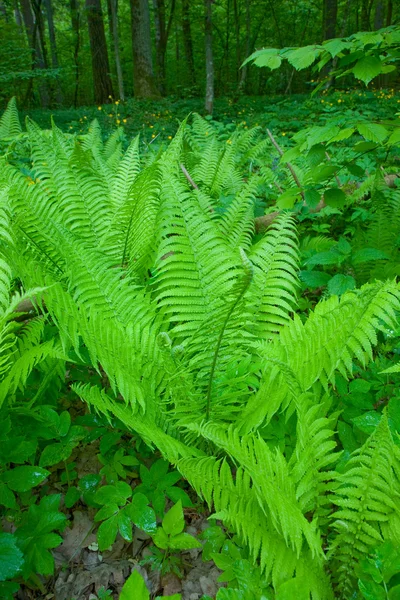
[130,0,160,98]
[233,0,240,82]
[386,0,393,25]
[236,0,250,96]
[43,0,63,103]
[204,0,214,114]
[108,0,124,100]
[181,0,195,87]
[323,0,337,40]
[153,0,175,95]
[70,0,80,106]
[374,0,384,28]
[85,0,114,104]
[20,0,50,106]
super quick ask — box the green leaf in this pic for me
[162,501,184,536]
[312,164,338,183]
[64,486,81,509]
[276,188,301,209]
[357,123,388,143]
[95,503,119,522]
[94,482,132,506]
[387,128,400,146]
[0,534,24,581]
[0,581,20,599]
[58,411,71,437]
[284,46,321,70]
[0,483,17,509]
[358,578,386,600]
[120,570,149,600]
[1,466,49,492]
[168,532,202,550]
[276,577,310,600]
[128,493,157,533]
[324,187,347,208]
[299,270,331,288]
[97,515,118,551]
[327,274,356,296]
[352,411,381,434]
[389,585,400,600]
[153,527,169,550]
[304,188,321,208]
[323,38,351,58]
[200,526,226,561]
[349,379,371,394]
[353,56,382,85]
[254,51,281,70]
[352,248,389,264]
[118,510,133,542]
[39,442,72,467]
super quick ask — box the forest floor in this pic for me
[5,88,400,600]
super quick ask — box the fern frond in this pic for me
[0,97,22,139]
[329,412,399,598]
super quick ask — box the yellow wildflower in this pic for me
[98,106,102,110]
[123,118,127,123]
[116,119,121,125]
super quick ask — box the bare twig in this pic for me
[266,128,305,199]
[180,163,199,190]
[325,151,341,187]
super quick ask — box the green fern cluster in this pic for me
[1,98,399,599]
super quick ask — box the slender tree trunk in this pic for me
[233,0,240,82]
[323,0,337,40]
[20,0,50,106]
[374,0,384,27]
[130,0,160,97]
[86,0,114,104]
[70,0,80,107]
[386,0,393,25]
[204,0,214,114]
[108,0,124,100]
[14,0,23,28]
[43,0,63,104]
[181,0,195,87]
[236,0,250,96]
[153,0,175,95]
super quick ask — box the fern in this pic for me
[0,97,22,139]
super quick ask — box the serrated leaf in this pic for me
[120,570,149,600]
[168,532,202,550]
[299,270,331,288]
[1,466,49,492]
[94,503,119,522]
[153,527,169,550]
[97,515,118,550]
[0,483,17,509]
[284,46,321,70]
[64,486,81,509]
[276,576,310,600]
[352,248,389,264]
[327,274,356,296]
[358,578,386,600]
[94,482,132,506]
[357,123,388,143]
[162,501,184,536]
[40,442,72,467]
[0,533,24,581]
[353,56,382,85]
[254,51,281,70]
[323,38,351,58]
[118,510,133,542]
[352,412,381,434]
[128,493,157,533]
[324,187,347,208]
[387,128,400,146]
[276,188,301,209]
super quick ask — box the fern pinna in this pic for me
[1,98,399,599]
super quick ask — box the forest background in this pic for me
[1,0,399,114]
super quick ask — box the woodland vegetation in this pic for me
[1,1,400,600]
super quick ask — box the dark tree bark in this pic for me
[43,0,63,103]
[153,0,175,95]
[107,0,124,100]
[130,0,160,97]
[322,0,337,40]
[181,0,195,87]
[236,0,250,95]
[386,0,393,25]
[70,0,80,106]
[20,0,50,106]
[204,0,214,114]
[374,0,384,28]
[85,0,114,104]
